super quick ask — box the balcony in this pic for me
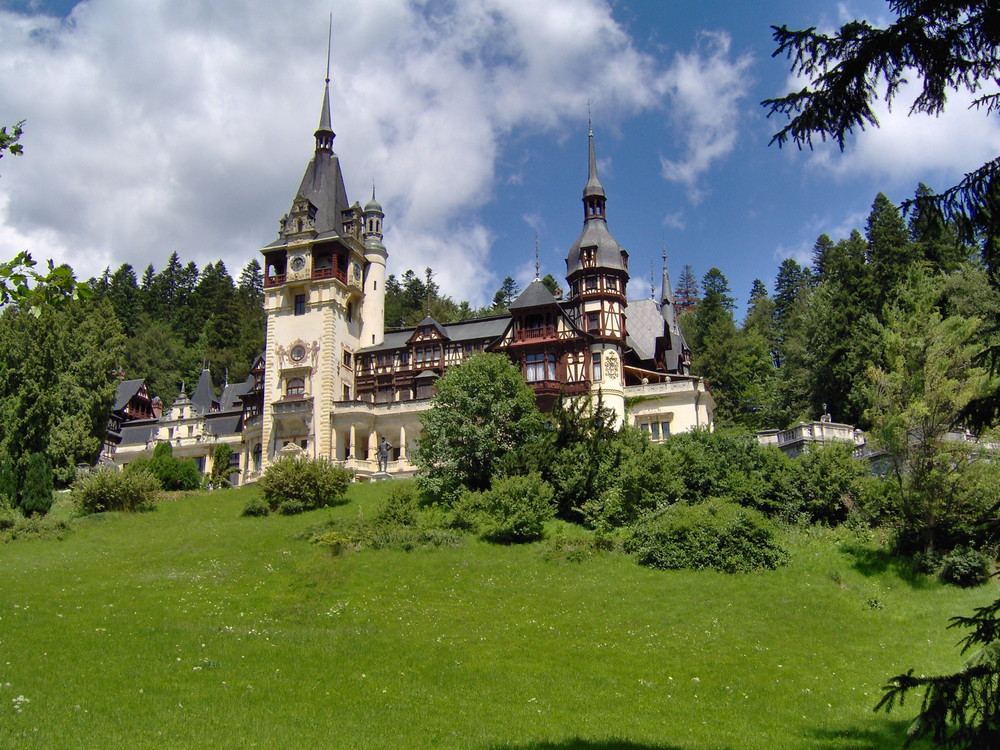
[264,274,286,288]
[312,266,348,284]
[513,326,557,343]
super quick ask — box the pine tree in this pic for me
[19,452,53,516]
[108,263,141,337]
[492,276,521,310]
[674,264,700,314]
[866,192,916,315]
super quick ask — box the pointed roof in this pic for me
[317,80,333,136]
[509,279,560,310]
[191,368,217,414]
[566,126,627,276]
[583,126,605,199]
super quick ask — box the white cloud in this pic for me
[0,0,681,304]
[804,81,1000,189]
[0,0,764,307]
[658,31,753,203]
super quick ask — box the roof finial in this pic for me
[587,99,593,135]
[534,233,540,281]
[650,260,655,300]
[325,13,332,85]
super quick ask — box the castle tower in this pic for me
[257,68,383,468]
[360,186,387,348]
[564,126,629,425]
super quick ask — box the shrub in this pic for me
[373,485,419,527]
[940,546,991,587]
[794,443,875,525]
[241,496,270,517]
[0,503,19,530]
[129,443,201,491]
[260,457,351,513]
[20,452,53,516]
[627,499,789,573]
[0,450,18,509]
[276,499,306,516]
[211,443,235,488]
[457,472,554,544]
[72,467,161,514]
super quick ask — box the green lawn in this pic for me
[0,484,992,749]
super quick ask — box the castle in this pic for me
[110,76,715,482]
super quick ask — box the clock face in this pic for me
[352,262,361,281]
[290,256,305,272]
[290,344,306,362]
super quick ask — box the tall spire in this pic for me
[582,107,607,222]
[315,14,335,153]
[661,244,680,335]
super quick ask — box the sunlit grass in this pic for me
[0,483,991,748]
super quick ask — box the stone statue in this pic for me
[377,437,392,472]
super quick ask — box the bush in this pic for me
[0,503,19,530]
[20,452,53,516]
[72,467,161,514]
[276,499,306,515]
[794,443,876,525]
[940,546,991,587]
[129,443,201,491]
[457,473,554,544]
[259,457,351,513]
[241,496,270,517]
[627,499,789,573]
[373,485,420,527]
[0,451,18,509]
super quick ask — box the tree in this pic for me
[540,273,560,297]
[674,264,700,314]
[1,252,90,315]
[0,298,125,486]
[866,192,918,314]
[876,595,1000,747]
[492,276,521,310]
[19,452,53,516]
[0,120,24,160]
[866,270,998,555]
[763,2,1000,240]
[211,443,235,488]
[414,352,543,502]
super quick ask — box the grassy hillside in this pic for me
[0,484,993,749]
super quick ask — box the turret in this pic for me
[360,186,387,347]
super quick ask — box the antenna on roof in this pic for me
[650,260,655,300]
[534,233,540,281]
[325,13,332,85]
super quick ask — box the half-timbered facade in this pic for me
[107,75,715,482]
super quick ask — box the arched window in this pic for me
[286,378,305,397]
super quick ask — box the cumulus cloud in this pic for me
[658,31,753,203]
[804,81,1000,189]
[0,0,761,306]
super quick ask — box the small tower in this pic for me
[360,185,387,347]
[564,125,629,425]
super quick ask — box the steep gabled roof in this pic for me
[509,279,559,310]
[191,369,217,414]
[113,379,146,412]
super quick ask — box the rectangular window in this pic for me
[586,277,597,291]
[650,422,660,441]
[592,352,602,381]
[587,312,600,332]
[343,384,351,401]
[187,426,193,437]
[399,351,410,366]
[294,294,306,316]
[415,348,424,363]
[661,421,671,438]
[525,352,544,382]
[342,349,353,369]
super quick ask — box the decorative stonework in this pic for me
[604,351,620,380]
[288,253,309,281]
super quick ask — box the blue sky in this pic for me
[1,0,998,314]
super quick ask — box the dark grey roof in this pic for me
[113,379,145,411]
[191,369,216,414]
[204,412,243,437]
[509,279,559,310]
[566,220,628,275]
[625,298,661,361]
[218,377,254,411]
[359,315,511,354]
[584,129,605,199]
[119,421,156,447]
[415,316,450,339]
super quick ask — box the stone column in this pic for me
[399,425,407,459]
[348,424,356,459]
[367,431,378,461]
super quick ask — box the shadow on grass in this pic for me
[839,542,935,589]
[489,741,699,750]
[805,716,918,749]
